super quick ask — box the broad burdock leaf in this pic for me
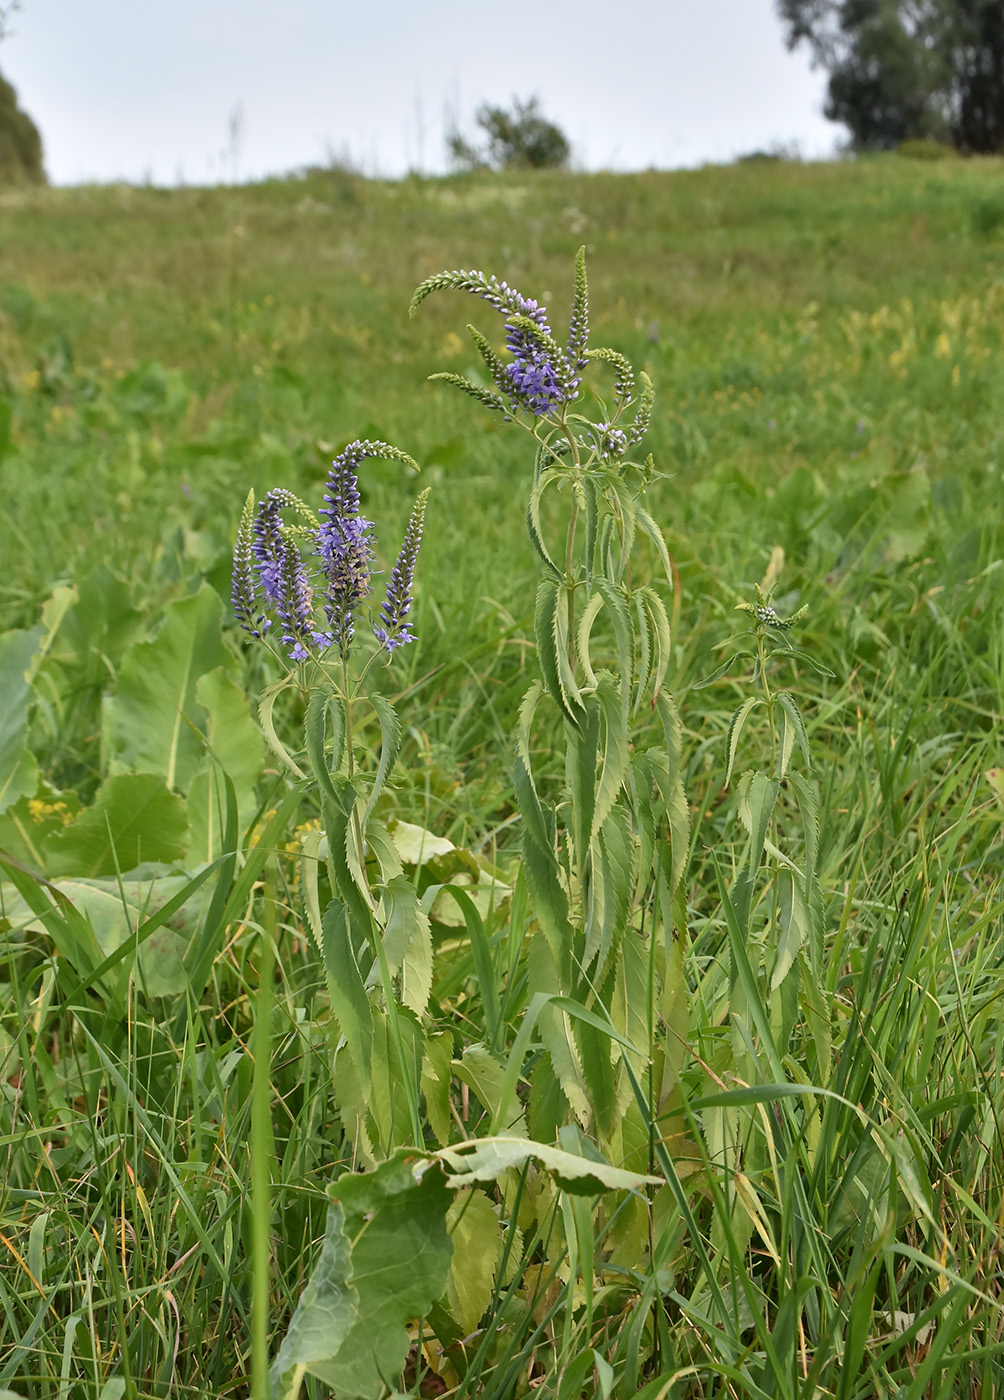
[103,583,231,793]
[186,666,264,864]
[0,626,41,814]
[43,773,189,878]
[271,1154,453,1400]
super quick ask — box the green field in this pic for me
[1,154,1004,1398]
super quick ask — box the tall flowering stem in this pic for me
[413,250,690,1163]
[231,435,431,1154]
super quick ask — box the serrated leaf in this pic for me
[0,627,42,815]
[725,696,762,787]
[786,770,820,886]
[566,697,600,872]
[321,899,373,1091]
[775,691,811,776]
[738,771,779,877]
[43,774,189,878]
[526,482,562,579]
[635,507,673,590]
[421,1031,454,1147]
[591,678,629,845]
[773,868,807,991]
[103,583,230,792]
[446,1190,503,1336]
[259,677,307,779]
[575,590,604,690]
[534,577,583,725]
[382,874,432,1016]
[363,693,401,822]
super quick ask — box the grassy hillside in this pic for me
[1,156,1004,1397]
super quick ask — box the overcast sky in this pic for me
[2,1,839,186]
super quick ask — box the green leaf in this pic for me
[566,697,600,872]
[591,678,629,845]
[43,774,189,878]
[321,900,373,1091]
[0,867,211,996]
[635,507,674,590]
[363,694,401,823]
[259,676,307,779]
[186,667,264,863]
[446,1189,503,1336]
[437,1136,658,1195]
[775,691,811,776]
[594,577,633,722]
[773,868,807,992]
[273,1154,453,1399]
[0,627,42,814]
[640,585,672,705]
[381,874,432,1016]
[526,483,562,579]
[534,577,583,725]
[653,693,690,892]
[103,583,231,792]
[454,1044,526,1136]
[725,696,762,787]
[738,771,779,878]
[421,1031,454,1147]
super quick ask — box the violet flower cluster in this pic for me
[232,439,428,666]
[409,250,656,462]
[409,266,586,420]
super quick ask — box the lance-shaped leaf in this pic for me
[321,899,373,1091]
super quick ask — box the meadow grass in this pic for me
[0,154,1003,1397]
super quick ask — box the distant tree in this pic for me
[0,67,44,180]
[0,3,45,182]
[778,0,1004,153]
[448,97,571,171]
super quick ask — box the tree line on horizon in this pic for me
[1,1,1003,187]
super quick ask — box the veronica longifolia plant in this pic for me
[233,441,431,1151]
[412,250,689,1158]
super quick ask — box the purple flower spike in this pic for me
[318,441,379,654]
[254,489,316,662]
[375,489,429,652]
[233,490,272,638]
